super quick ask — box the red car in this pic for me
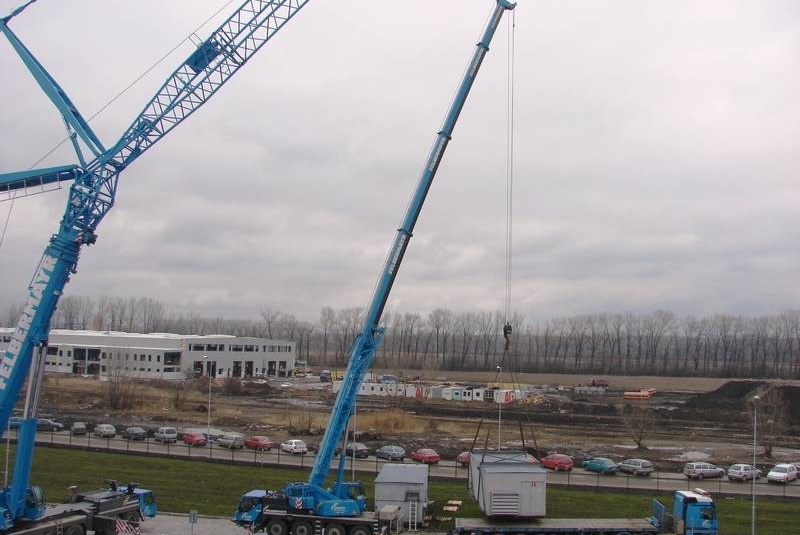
[457,451,471,467]
[410,448,441,464]
[182,432,208,447]
[541,453,574,471]
[245,436,275,451]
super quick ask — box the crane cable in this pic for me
[502,9,516,354]
[0,0,236,251]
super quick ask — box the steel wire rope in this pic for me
[0,0,235,251]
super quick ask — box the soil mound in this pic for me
[685,380,765,409]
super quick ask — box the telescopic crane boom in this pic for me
[0,1,309,529]
[279,0,516,519]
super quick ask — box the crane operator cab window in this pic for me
[24,486,45,519]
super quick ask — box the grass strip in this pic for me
[16,445,794,534]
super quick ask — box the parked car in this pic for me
[121,426,147,440]
[582,457,618,475]
[8,416,22,429]
[93,424,116,438]
[767,463,798,484]
[182,432,208,447]
[375,445,405,461]
[70,421,87,436]
[36,418,64,432]
[344,442,370,458]
[618,458,654,476]
[683,462,725,480]
[541,453,574,471]
[218,433,245,449]
[154,426,178,443]
[244,436,274,451]
[457,451,471,467]
[410,448,441,464]
[727,463,762,481]
[281,439,308,454]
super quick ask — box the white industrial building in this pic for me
[0,328,295,381]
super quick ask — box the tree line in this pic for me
[4,296,800,378]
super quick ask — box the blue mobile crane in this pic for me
[233,1,516,534]
[0,1,309,533]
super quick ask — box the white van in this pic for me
[154,426,178,443]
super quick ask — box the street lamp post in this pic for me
[203,355,211,439]
[752,395,759,535]
[496,365,502,451]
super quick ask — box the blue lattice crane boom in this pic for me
[0,1,309,530]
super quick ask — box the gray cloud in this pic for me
[1,0,799,324]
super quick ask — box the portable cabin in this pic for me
[375,464,429,528]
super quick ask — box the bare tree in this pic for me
[748,386,788,457]
[622,401,656,450]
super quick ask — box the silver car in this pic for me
[618,458,654,476]
[683,462,724,480]
[217,433,245,449]
[727,463,762,481]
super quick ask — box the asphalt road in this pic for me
[17,430,800,499]
[142,512,243,535]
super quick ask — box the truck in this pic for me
[232,0,516,533]
[0,0,309,532]
[453,489,718,535]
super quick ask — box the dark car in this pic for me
[36,418,64,432]
[121,426,148,440]
[8,417,22,430]
[541,453,574,471]
[376,445,405,461]
[344,442,370,458]
[70,421,88,436]
[582,457,618,475]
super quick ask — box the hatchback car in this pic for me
[618,458,654,476]
[244,436,274,451]
[281,439,308,454]
[410,448,441,464]
[121,426,147,440]
[375,445,405,461]
[457,451,471,467]
[683,462,725,480]
[182,432,208,447]
[93,424,116,438]
[727,463,762,481]
[218,433,245,449]
[70,421,87,436]
[541,453,574,471]
[582,457,618,474]
[344,442,370,458]
[8,417,22,429]
[767,463,798,484]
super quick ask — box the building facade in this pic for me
[0,328,295,381]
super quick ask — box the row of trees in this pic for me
[4,296,800,378]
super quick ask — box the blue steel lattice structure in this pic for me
[279,0,517,521]
[0,1,309,530]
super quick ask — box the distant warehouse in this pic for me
[0,328,295,381]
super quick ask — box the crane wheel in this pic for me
[326,522,345,535]
[266,519,289,535]
[350,526,371,535]
[64,526,84,535]
[293,520,313,535]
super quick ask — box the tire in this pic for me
[123,512,139,523]
[326,523,346,535]
[64,526,84,535]
[266,519,289,535]
[697,473,704,480]
[293,520,313,535]
[350,526,371,535]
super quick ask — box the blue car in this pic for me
[583,457,618,474]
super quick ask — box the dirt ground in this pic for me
[36,372,800,472]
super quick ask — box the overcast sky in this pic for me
[1,0,798,326]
